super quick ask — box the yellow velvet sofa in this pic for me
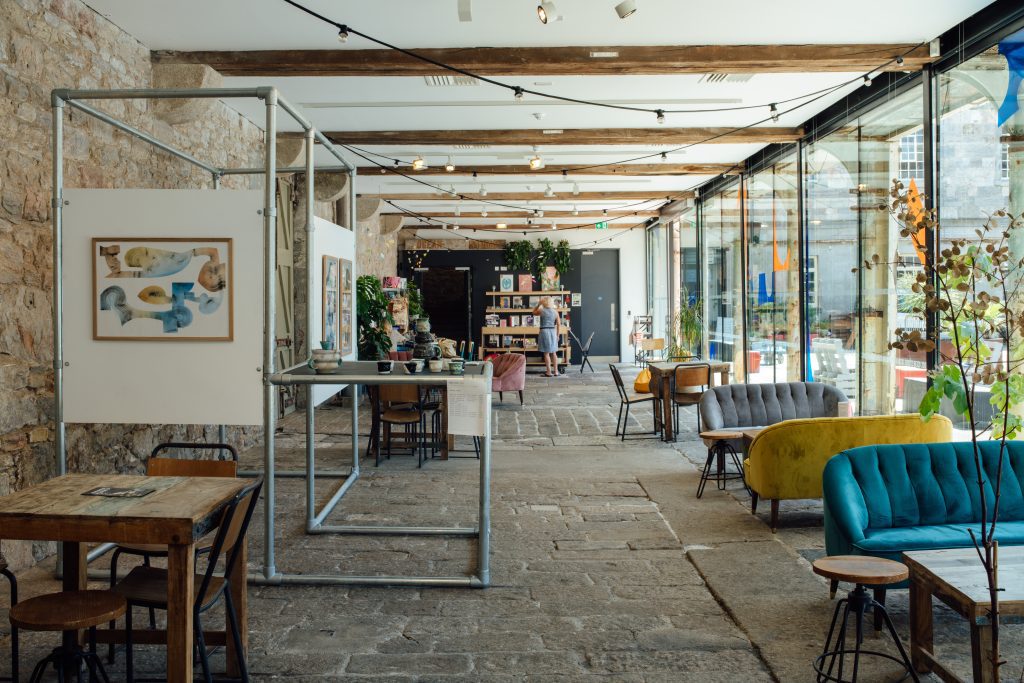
[745,414,953,531]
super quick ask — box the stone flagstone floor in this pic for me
[0,364,1020,680]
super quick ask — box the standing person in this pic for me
[533,296,562,377]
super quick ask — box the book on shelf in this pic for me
[512,296,524,308]
[523,314,535,326]
[499,274,514,292]
[500,296,511,308]
[501,335,512,348]
[499,319,507,327]
[518,274,534,292]
[488,335,499,347]
[509,315,520,327]
[528,296,540,307]
[523,338,537,350]
[485,314,500,326]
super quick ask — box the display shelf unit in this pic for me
[481,291,572,367]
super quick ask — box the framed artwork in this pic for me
[322,255,340,350]
[541,266,560,291]
[340,292,353,355]
[518,274,533,292]
[93,237,233,341]
[340,258,354,292]
[499,274,514,292]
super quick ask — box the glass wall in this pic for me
[745,152,801,383]
[702,185,745,375]
[646,222,668,341]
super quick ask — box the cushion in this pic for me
[854,521,1024,554]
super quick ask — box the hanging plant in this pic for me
[504,241,534,273]
[535,237,556,277]
[554,239,572,276]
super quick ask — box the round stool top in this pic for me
[813,555,908,586]
[10,590,126,631]
[699,430,742,442]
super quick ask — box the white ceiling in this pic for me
[81,0,995,230]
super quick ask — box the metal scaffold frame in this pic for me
[50,86,492,589]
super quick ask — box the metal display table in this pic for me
[258,360,493,588]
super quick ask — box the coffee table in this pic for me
[903,546,1024,683]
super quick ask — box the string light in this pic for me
[660,152,668,162]
[656,109,665,125]
[412,156,427,170]
[337,25,349,42]
[445,156,455,172]
[529,154,545,170]
[769,103,779,122]
[479,184,487,196]
[481,207,488,218]
[544,185,555,197]
[514,86,524,102]
[454,202,461,216]
[572,204,579,216]
[863,73,873,87]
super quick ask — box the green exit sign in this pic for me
[595,221,608,230]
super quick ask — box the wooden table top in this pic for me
[699,429,744,442]
[813,555,909,585]
[648,360,730,374]
[0,474,248,546]
[742,428,764,442]
[903,547,1024,610]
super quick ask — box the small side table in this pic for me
[697,430,749,498]
[811,555,918,683]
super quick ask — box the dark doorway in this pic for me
[417,268,472,343]
[579,249,620,358]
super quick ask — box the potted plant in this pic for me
[668,288,702,359]
[356,275,394,360]
[863,179,1023,677]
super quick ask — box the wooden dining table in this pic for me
[0,473,250,682]
[647,360,731,441]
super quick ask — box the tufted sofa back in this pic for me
[824,441,1024,534]
[699,382,847,431]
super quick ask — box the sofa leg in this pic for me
[829,579,839,600]
[769,499,779,533]
[750,492,758,515]
[873,588,886,633]
[499,391,503,402]
[518,390,524,405]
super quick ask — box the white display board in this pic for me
[309,216,356,407]
[62,189,265,425]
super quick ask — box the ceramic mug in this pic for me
[428,359,443,373]
[405,361,419,374]
[448,358,465,375]
[377,360,393,374]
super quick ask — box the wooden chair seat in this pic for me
[812,555,908,587]
[10,590,125,631]
[112,565,226,610]
[382,408,422,424]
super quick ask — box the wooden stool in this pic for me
[697,431,749,498]
[811,556,917,683]
[10,590,129,683]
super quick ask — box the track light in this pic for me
[544,185,555,197]
[514,87,524,102]
[412,156,427,171]
[863,73,873,87]
[537,2,560,23]
[655,109,665,125]
[769,103,779,122]
[572,204,578,216]
[337,25,349,43]
[614,0,637,18]
[529,154,545,170]
[445,156,455,172]
[572,182,580,195]
[455,203,461,216]
[479,185,487,196]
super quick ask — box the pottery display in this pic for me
[310,348,340,374]
[411,318,442,361]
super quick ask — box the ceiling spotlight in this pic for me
[337,25,349,43]
[514,86,525,102]
[614,0,637,19]
[572,182,580,196]
[479,185,487,196]
[455,203,461,216]
[863,73,873,87]
[769,103,779,122]
[572,204,579,216]
[529,155,545,170]
[412,156,427,171]
[896,55,905,66]
[538,209,545,217]
[445,156,455,172]
[655,109,665,124]
[537,2,560,24]
[497,223,507,229]
[544,185,555,197]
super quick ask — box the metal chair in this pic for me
[571,330,595,373]
[115,478,263,683]
[609,365,659,440]
[0,554,17,683]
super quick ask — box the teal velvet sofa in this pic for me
[823,441,1024,567]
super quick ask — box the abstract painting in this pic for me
[93,238,233,341]
[323,255,340,350]
[340,292,353,356]
[340,258,353,293]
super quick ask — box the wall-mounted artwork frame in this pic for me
[323,255,340,350]
[92,237,233,341]
[339,258,353,355]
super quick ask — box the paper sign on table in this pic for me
[447,377,490,436]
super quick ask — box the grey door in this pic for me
[580,249,620,357]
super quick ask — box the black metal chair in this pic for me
[573,331,595,373]
[609,365,659,440]
[0,554,17,683]
[115,478,263,683]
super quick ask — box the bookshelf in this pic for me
[481,290,572,367]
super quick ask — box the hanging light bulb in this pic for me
[455,202,461,217]
[572,204,578,216]
[603,208,608,216]
[411,156,427,171]
[445,156,455,172]
[514,86,524,102]
[380,167,386,174]
[655,109,665,125]
[544,185,555,197]
[479,184,487,196]
[448,185,457,197]
[660,152,668,162]
[572,182,580,196]
[337,25,349,43]
[863,73,873,87]
[529,154,545,170]
[769,103,779,122]
[481,208,488,218]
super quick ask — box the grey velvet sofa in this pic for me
[699,382,848,435]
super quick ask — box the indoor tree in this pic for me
[862,179,1023,678]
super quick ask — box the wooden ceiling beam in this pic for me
[314,127,801,146]
[358,163,734,176]
[360,190,687,201]
[154,43,931,76]
[383,210,659,219]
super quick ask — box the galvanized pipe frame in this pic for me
[47,86,357,577]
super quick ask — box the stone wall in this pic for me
[0,0,266,568]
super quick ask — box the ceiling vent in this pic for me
[453,144,491,149]
[423,75,480,87]
[698,73,755,84]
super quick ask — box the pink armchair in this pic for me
[491,353,526,405]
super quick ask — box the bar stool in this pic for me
[696,430,748,498]
[10,590,128,683]
[811,556,918,683]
